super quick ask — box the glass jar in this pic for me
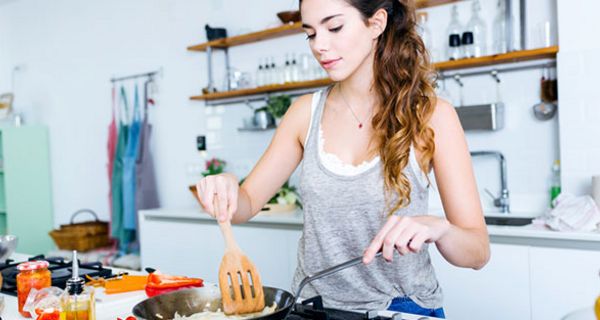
[446,5,463,61]
[17,260,51,318]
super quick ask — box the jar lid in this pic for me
[17,260,49,271]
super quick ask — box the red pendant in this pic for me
[358,123,363,129]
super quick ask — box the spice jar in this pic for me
[17,260,51,317]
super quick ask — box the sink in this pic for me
[484,212,539,226]
[484,216,534,226]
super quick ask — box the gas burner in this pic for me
[0,254,112,296]
[287,296,397,320]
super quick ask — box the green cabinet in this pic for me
[0,126,53,254]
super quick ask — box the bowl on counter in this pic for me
[277,10,301,24]
[0,235,17,261]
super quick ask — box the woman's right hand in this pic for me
[195,173,239,222]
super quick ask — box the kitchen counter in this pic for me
[1,254,147,319]
[143,207,304,228]
[141,208,600,248]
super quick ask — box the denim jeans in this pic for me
[387,296,446,318]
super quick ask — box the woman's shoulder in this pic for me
[277,92,318,147]
[284,93,313,124]
[428,97,459,131]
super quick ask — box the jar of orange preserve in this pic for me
[17,260,51,317]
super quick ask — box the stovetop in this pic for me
[0,254,112,296]
[286,296,403,320]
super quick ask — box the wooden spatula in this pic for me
[216,202,265,315]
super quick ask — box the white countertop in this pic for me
[141,207,600,243]
[1,253,439,320]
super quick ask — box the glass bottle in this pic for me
[17,260,51,318]
[290,53,300,82]
[493,0,515,54]
[263,57,272,85]
[465,0,487,57]
[255,58,264,87]
[284,53,292,83]
[448,34,462,60]
[270,57,281,85]
[550,160,561,208]
[417,12,434,60]
[462,31,475,58]
[60,251,96,320]
[446,5,463,61]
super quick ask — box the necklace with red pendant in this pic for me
[339,84,372,129]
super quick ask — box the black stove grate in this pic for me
[0,254,112,296]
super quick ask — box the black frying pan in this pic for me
[132,286,294,320]
[132,252,382,319]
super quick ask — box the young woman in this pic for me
[195,0,490,317]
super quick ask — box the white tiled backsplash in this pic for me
[557,0,600,197]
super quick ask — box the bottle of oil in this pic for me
[60,251,95,320]
[595,270,600,319]
[550,160,561,208]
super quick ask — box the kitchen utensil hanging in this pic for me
[0,93,14,119]
[532,66,557,121]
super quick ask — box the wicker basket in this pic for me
[49,209,110,252]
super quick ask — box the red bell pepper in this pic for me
[35,308,60,320]
[145,272,204,297]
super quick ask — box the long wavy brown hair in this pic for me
[302,0,438,215]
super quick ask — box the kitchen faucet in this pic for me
[470,151,510,213]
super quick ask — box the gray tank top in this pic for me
[291,86,443,311]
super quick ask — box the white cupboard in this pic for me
[529,247,600,320]
[430,243,532,320]
[431,243,600,320]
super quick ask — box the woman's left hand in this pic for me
[363,215,451,264]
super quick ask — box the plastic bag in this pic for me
[23,286,63,320]
[544,193,600,231]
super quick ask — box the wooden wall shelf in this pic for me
[187,0,464,52]
[435,46,559,71]
[190,47,559,102]
[188,22,304,52]
[416,0,462,8]
[190,78,333,101]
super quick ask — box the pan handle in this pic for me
[291,251,384,309]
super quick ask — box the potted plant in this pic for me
[202,157,227,176]
[263,180,301,213]
[265,95,292,125]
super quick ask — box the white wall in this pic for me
[0,0,562,226]
[556,0,600,196]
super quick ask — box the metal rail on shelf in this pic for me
[204,86,329,106]
[437,59,556,82]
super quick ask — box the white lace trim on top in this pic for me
[318,127,380,176]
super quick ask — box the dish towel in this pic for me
[536,193,600,232]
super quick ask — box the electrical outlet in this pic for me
[196,135,206,151]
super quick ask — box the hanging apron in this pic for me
[135,80,160,215]
[122,84,142,252]
[125,81,161,254]
[107,85,118,236]
[111,86,130,244]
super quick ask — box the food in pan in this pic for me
[165,303,277,319]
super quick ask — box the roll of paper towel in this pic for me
[593,175,600,208]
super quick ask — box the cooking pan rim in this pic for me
[132,285,296,320]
